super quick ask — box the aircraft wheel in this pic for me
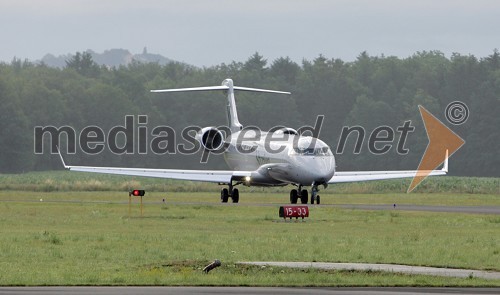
[310,192,315,204]
[300,190,308,204]
[290,189,298,204]
[231,188,239,203]
[316,195,321,205]
[221,188,229,203]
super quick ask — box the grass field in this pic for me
[0,172,499,286]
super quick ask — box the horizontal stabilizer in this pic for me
[151,78,290,133]
[151,85,290,95]
[150,86,228,93]
[233,86,290,95]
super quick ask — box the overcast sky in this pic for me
[1,0,499,67]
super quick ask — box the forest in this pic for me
[0,50,498,177]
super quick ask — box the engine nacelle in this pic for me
[273,127,298,136]
[196,127,225,151]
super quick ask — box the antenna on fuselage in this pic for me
[151,78,291,133]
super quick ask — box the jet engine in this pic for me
[196,127,225,151]
[273,127,298,135]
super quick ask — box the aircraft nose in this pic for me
[294,156,335,184]
[314,157,335,182]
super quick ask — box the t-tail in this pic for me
[151,78,290,133]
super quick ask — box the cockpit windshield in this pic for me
[290,136,333,156]
[293,147,331,156]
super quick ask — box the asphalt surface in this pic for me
[1,287,499,295]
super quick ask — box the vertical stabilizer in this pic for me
[222,79,243,132]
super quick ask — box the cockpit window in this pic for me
[293,147,331,156]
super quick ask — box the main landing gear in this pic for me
[290,185,309,204]
[289,186,308,204]
[289,184,321,205]
[220,183,239,203]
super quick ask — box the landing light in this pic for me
[245,176,251,182]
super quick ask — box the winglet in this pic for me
[56,146,69,169]
[442,149,449,173]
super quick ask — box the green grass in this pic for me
[2,190,499,207]
[0,191,499,286]
[1,172,498,286]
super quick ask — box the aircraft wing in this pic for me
[329,151,448,183]
[58,152,250,184]
[66,165,251,183]
[329,169,446,183]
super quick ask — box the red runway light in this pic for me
[130,190,145,197]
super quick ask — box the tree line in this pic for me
[0,50,498,176]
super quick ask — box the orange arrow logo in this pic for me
[408,106,465,192]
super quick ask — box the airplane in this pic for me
[59,78,448,204]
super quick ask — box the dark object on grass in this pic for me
[203,259,221,273]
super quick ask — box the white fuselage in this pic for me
[223,130,336,186]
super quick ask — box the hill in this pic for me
[40,48,174,68]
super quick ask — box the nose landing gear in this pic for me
[310,191,320,205]
[310,183,321,204]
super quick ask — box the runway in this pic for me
[1,287,499,295]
